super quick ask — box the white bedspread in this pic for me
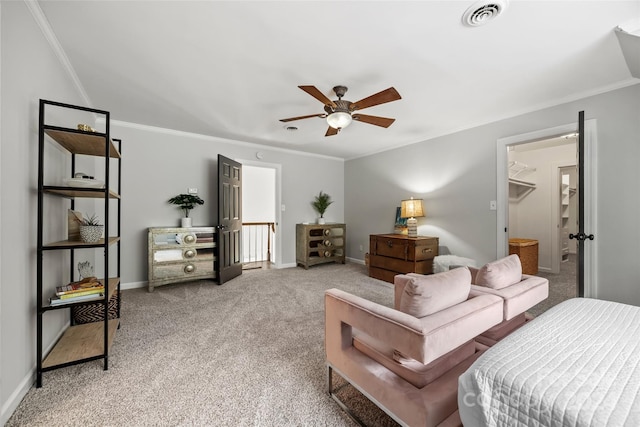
[459,298,640,426]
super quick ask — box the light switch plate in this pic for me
[188,188,198,194]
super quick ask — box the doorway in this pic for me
[239,160,282,269]
[506,137,578,314]
[496,119,598,312]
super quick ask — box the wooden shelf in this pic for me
[42,319,119,369]
[44,186,120,199]
[44,236,120,250]
[43,278,120,310]
[44,127,120,158]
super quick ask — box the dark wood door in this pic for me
[570,110,593,297]
[216,154,242,284]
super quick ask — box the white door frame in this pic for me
[236,159,283,269]
[496,120,597,297]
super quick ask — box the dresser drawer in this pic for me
[370,235,437,261]
[151,259,214,281]
[369,254,434,275]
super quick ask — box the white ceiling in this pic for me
[36,0,640,159]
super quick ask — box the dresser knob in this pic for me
[184,264,195,273]
[386,240,393,247]
[183,234,196,244]
[184,249,196,258]
[323,229,331,236]
[323,239,332,246]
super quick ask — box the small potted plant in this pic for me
[311,191,333,224]
[168,194,204,228]
[77,213,104,243]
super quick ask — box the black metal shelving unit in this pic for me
[36,99,122,387]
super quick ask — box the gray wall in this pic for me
[0,1,92,422]
[345,83,640,306]
[113,123,344,285]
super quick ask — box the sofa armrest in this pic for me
[471,275,549,320]
[325,288,502,365]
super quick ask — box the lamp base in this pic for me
[407,217,418,237]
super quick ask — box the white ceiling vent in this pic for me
[462,0,508,27]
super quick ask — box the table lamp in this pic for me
[401,198,425,237]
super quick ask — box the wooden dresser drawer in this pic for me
[368,234,439,283]
[151,259,214,281]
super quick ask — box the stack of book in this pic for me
[49,277,105,306]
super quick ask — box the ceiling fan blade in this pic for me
[352,114,396,128]
[279,113,326,122]
[299,86,337,108]
[325,126,339,137]
[350,87,401,111]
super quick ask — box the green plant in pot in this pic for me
[311,191,333,224]
[76,213,104,243]
[168,194,204,228]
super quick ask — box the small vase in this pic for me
[317,217,325,224]
[181,217,192,228]
[79,225,104,243]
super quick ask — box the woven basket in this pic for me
[72,292,119,324]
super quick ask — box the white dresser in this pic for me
[147,227,216,292]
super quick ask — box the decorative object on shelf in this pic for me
[394,207,408,235]
[311,191,333,224]
[78,261,94,279]
[400,197,425,238]
[168,194,204,228]
[76,213,104,243]
[77,124,96,132]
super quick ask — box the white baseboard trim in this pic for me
[121,281,147,290]
[1,370,35,426]
[346,257,366,265]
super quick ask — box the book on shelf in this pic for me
[56,277,103,296]
[59,288,104,299]
[49,292,104,306]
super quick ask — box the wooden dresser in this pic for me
[147,227,216,291]
[296,223,346,269]
[368,234,439,283]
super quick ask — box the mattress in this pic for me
[458,298,640,426]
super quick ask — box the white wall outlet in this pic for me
[188,188,198,194]
[359,244,364,252]
[490,200,497,210]
[281,204,286,211]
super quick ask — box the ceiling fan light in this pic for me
[326,112,352,129]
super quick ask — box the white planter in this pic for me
[181,217,193,228]
[317,217,326,224]
[79,225,104,243]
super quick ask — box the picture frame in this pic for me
[394,206,408,235]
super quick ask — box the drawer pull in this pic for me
[386,240,393,248]
[184,249,196,258]
[183,234,196,244]
[422,248,433,253]
[323,239,332,246]
[184,264,196,273]
[323,229,331,236]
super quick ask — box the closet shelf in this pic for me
[508,161,536,201]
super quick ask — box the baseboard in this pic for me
[121,281,147,290]
[1,370,35,426]
[346,257,366,265]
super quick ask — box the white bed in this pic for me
[458,298,640,426]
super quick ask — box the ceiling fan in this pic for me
[280,85,402,136]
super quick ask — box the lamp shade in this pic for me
[326,112,352,129]
[400,198,425,219]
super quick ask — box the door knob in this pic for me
[569,232,595,241]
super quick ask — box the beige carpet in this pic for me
[7,263,400,427]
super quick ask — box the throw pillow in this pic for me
[399,267,471,318]
[475,254,522,290]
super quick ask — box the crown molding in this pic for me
[24,0,92,107]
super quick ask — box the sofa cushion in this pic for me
[399,267,471,317]
[475,255,522,290]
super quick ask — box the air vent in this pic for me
[462,0,508,27]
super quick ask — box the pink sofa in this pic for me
[325,267,504,426]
